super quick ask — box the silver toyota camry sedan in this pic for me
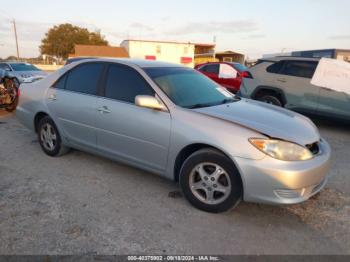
[16,58,331,213]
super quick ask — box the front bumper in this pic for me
[234,139,331,205]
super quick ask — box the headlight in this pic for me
[249,138,313,161]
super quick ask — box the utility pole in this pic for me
[12,19,20,60]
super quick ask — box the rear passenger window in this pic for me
[53,74,67,89]
[280,61,318,78]
[65,63,104,95]
[266,61,285,74]
[105,64,154,103]
[201,64,219,74]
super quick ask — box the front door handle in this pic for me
[277,78,287,83]
[97,106,111,114]
[48,94,57,101]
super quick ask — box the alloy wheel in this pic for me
[40,123,57,151]
[189,162,231,205]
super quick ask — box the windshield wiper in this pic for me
[185,98,240,109]
[220,98,235,104]
[185,103,216,109]
[220,97,240,105]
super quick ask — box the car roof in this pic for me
[65,57,97,65]
[1,61,32,65]
[260,56,320,62]
[198,61,242,65]
[69,57,182,68]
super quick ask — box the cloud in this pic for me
[16,20,54,41]
[0,19,109,57]
[328,35,350,40]
[129,22,153,32]
[166,20,258,35]
[244,34,266,39]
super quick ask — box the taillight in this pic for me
[241,71,253,79]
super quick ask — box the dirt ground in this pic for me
[0,110,349,255]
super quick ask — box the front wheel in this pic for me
[37,116,69,157]
[179,149,243,213]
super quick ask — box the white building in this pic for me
[121,40,195,68]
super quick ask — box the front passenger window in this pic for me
[105,64,155,103]
[219,64,237,78]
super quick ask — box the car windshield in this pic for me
[145,67,239,109]
[10,63,40,72]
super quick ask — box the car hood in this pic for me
[12,71,47,80]
[194,99,320,146]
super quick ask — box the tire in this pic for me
[179,148,243,213]
[37,116,69,157]
[256,93,283,107]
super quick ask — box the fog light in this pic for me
[274,189,304,199]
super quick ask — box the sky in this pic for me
[0,0,349,59]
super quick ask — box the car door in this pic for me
[46,62,104,149]
[199,64,220,83]
[317,87,350,120]
[218,63,240,92]
[270,60,320,113]
[96,63,171,173]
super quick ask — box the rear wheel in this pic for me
[256,93,283,107]
[179,148,243,213]
[37,116,69,157]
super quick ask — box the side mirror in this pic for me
[135,95,167,111]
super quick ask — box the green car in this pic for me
[239,57,350,121]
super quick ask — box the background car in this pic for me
[239,57,350,121]
[195,62,252,93]
[0,69,19,112]
[0,61,47,86]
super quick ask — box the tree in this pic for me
[6,56,18,61]
[40,23,108,59]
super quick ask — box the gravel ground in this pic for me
[0,110,349,255]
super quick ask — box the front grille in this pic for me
[306,142,320,155]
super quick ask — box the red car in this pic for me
[195,62,252,93]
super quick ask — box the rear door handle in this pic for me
[277,78,287,83]
[48,94,57,101]
[97,106,111,114]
